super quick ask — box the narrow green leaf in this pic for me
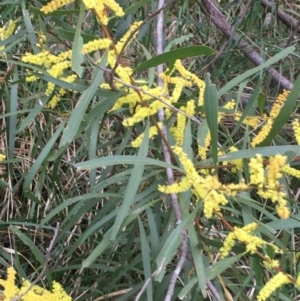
[217,145,300,162]
[82,228,113,269]
[206,253,244,280]
[204,73,218,165]
[257,92,266,115]
[9,226,45,264]
[138,217,153,301]
[23,123,64,191]
[135,46,215,72]
[39,193,120,228]
[75,155,182,172]
[187,222,207,296]
[124,0,151,15]
[164,34,194,52]
[59,52,107,147]
[155,202,201,282]
[110,121,150,240]
[260,74,300,145]
[219,46,295,96]
[178,277,198,299]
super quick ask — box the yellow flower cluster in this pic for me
[0,267,71,301]
[251,90,289,147]
[222,146,243,173]
[292,119,300,145]
[131,122,163,148]
[170,100,195,146]
[249,154,290,219]
[282,165,300,178]
[257,272,291,301]
[158,146,248,218]
[0,20,16,56]
[0,154,6,162]
[41,0,124,25]
[220,223,282,258]
[22,49,77,108]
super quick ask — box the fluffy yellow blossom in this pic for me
[269,89,289,119]
[0,154,6,162]
[158,177,191,194]
[282,165,300,178]
[174,60,205,106]
[234,113,262,129]
[224,146,243,173]
[172,105,189,146]
[222,181,248,196]
[249,154,265,186]
[0,267,19,300]
[257,272,291,301]
[292,119,300,145]
[220,223,283,258]
[198,132,211,160]
[251,118,273,147]
[266,155,286,190]
[0,267,71,301]
[114,21,141,55]
[41,0,73,14]
[202,189,228,218]
[263,258,280,269]
[123,100,163,126]
[186,100,195,116]
[0,20,16,55]
[251,90,289,147]
[131,122,163,148]
[82,38,112,54]
[159,73,192,87]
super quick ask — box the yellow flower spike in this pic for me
[174,109,186,146]
[131,122,163,148]
[257,272,291,301]
[251,118,273,147]
[172,146,201,182]
[266,155,286,189]
[297,273,300,286]
[0,267,19,300]
[158,177,191,194]
[0,267,71,301]
[292,119,300,145]
[186,100,195,116]
[252,90,289,147]
[41,0,73,14]
[227,146,243,173]
[263,258,280,269]
[220,232,236,258]
[282,165,300,178]
[249,154,264,186]
[114,21,142,54]
[203,190,228,219]
[220,223,268,258]
[174,60,205,106]
[82,38,112,54]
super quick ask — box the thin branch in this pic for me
[261,0,300,32]
[200,0,294,91]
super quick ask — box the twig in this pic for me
[11,223,60,301]
[261,0,300,32]
[200,0,294,91]
[154,1,189,301]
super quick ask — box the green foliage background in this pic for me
[1,0,300,300]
